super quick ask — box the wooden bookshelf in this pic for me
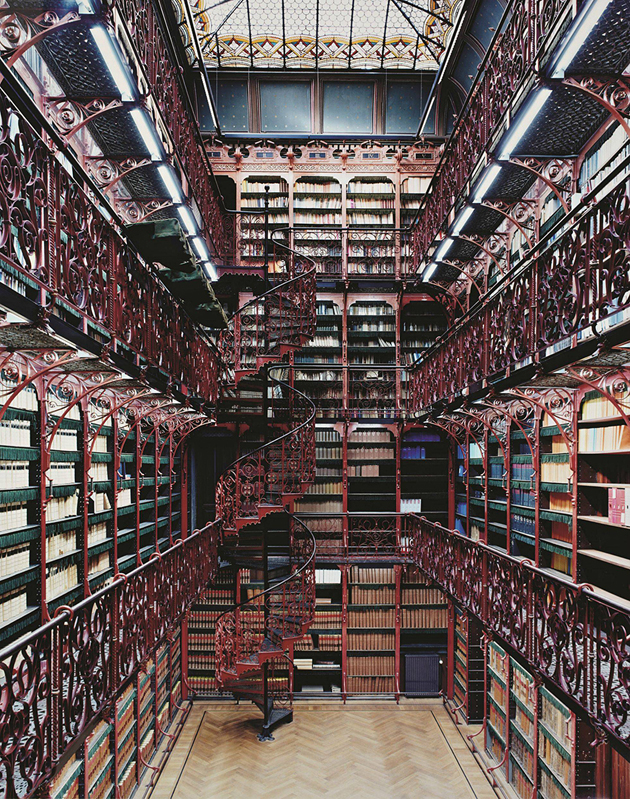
[486,641,508,765]
[240,175,290,269]
[186,566,236,695]
[450,608,484,723]
[400,427,448,523]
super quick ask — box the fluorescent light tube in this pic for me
[192,236,209,261]
[550,0,612,78]
[452,206,474,236]
[472,163,502,204]
[178,207,196,236]
[158,165,182,204]
[422,263,438,281]
[91,26,135,102]
[434,238,453,262]
[202,261,218,281]
[498,89,552,160]
[130,108,162,161]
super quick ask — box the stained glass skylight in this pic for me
[173,0,462,70]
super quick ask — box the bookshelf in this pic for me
[576,390,630,597]
[400,300,447,367]
[400,427,447,522]
[240,175,290,269]
[46,629,185,799]
[538,411,573,576]
[293,176,342,228]
[294,566,343,696]
[347,428,396,513]
[346,177,395,229]
[187,565,236,695]
[347,300,396,366]
[486,641,508,765]
[346,565,396,695]
[451,607,484,723]
[509,659,535,799]
[400,176,430,228]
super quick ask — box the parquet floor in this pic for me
[151,700,497,799]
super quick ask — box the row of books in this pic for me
[46,562,78,600]
[401,607,448,628]
[347,632,394,650]
[46,495,79,522]
[48,463,77,486]
[311,610,342,628]
[347,182,394,194]
[294,198,341,209]
[347,198,395,208]
[241,197,288,208]
[0,502,28,532]
[348,464,380,476]
[307,335,341,347]
[346,675,395,693]
[315,568,341,584]
[296,500,343,513]
[88,552,109,576]
[349,446,393,460]
[348,608,395,627]
[305,481,342,495]
[0,587,27,623]
[47,531,77,560]
[351,587,395,603]
[296,633,342,650]
[347,212,394,225]
[1,386,37,410]
[350,566,393,582]
[579,424,630,452]
[0,419,31,447]
[401,587,445,604]
[348,356,395,365]
[294,181,341,194]
[0,542,29,578]
[316,467,342,477]
[294,212,341,224]
[347,655,394,676]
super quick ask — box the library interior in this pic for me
[1,0,630,796]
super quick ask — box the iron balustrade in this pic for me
[0,521,219,799]
[296,512,414,561]
[408,513,630,750]
[215,373,317,535]
[409,159,630,411]
[293,365,407,419]
[0,73,220,406]
[410,0,573,264]
[214,515,316,714]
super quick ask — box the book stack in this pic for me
[50,754,82,799]
[86,720,113,799]
[0,587,27,623]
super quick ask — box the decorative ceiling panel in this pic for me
[172,0,461,70]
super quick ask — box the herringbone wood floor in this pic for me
[151,700,497,799]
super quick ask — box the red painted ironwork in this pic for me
[296,512,410,561]
[410,0,572,265]
[408,514,630,750]
[0,79,220,405]
[214,515,316,709]
[0,521,219,799]
[410,165,630,411]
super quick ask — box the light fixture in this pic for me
[472,163,502,204]
[202,261,218,281]
[91,26,135,102]
[130,108,162,161]
[192,236,209,261]
[157,164,182,204]
[422,263,438,281]
[550,0,612,78]
[497,89,552,160]
[434,238,453,262]
[452,206,474,236]
[178,207,197,236]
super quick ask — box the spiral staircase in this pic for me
[213,238,317,739]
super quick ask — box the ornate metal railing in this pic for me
[216,374,316,535]
[0,72,220,405]
[411,0,572,264]
[215,516,316,716]
[0,0,230,259]
[409,163,630,411]
[408,514,630,748]
[110,0,230,258]
[0,521,219,799]
[285,227,416,280]
[296,513,414,561]
[217,250,316,384]
[294,365,405,420]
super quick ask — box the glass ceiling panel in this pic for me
[173,0,462,70]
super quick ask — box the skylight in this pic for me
[173,0,461,70]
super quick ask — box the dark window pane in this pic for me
[323,82,373,134]
[260,82,311,132]
[216,80,249,132]
[469,0,505,50]
[386,82,426,134]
